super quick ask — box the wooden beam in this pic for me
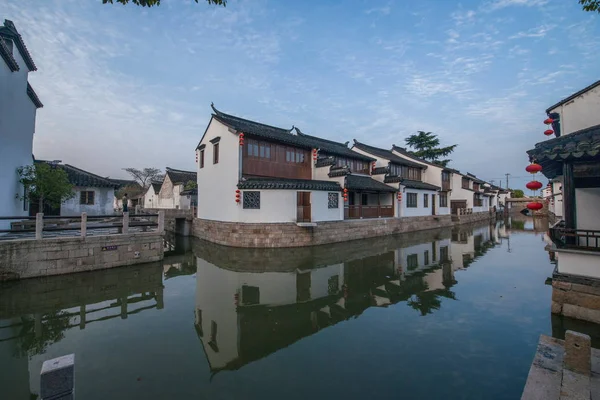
[563,162,576,232]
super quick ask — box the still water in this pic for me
[0,218,577,399]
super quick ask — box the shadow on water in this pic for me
[0,218,559,400]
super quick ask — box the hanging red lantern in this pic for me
[313,149,318,161]
[525,163,542,174]
[526,181,543,190]
[343,187,348,201]
[397,193,402,201]
[544,129,554,136]
[543,118,554,125]
[527,202,543,211]
[235,189,241,203]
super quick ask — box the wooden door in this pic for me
[297,192,311,222]
[450,200,467,215]
[432,194,436,215]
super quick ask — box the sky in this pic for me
[1,0,599,188]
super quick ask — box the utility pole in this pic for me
[505,173,510,190]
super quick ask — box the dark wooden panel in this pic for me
[242,140,311,180]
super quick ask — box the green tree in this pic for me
[16,163,74,212]
[123,167,163,188]
[102,0,226,6]
[580,0,600,12]
[404,131,457,167]
[511,189,525,198]
[184,180,198,191]
[116,183,144,199]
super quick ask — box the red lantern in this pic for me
[543,118,554,125]
[235,189,241,203]
[526,181,543,190]
[544,129,554,136]
[527,202,543,211]
[343,188,348,201]
[525,163,542,174]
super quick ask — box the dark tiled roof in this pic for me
[465,173,485,184]
[384,175,402,184]
[345,174,397,192]
[110,179,137,188]
[35,161,119,188]
[372,166,388,175]
[0,36,18,71]
[315,156,336,168]
[27,82,43,108]
[151,182,162,194]
[546,80,600,113]
[0,20,36,71]
[238,177,342,191]
[391,145,451,170]
[328,165,350,178]
[527,124,600,179]
[166,167,197,185]
[295,128,374,162]
[353,141,425,169]
[401,180,440,191]
[209,104,373,162]
[180,188,198,195]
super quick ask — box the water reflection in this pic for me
[0,218,554,399]
[192,222,504,375]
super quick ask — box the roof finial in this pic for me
[344,141,349,147]
[210,102,221,115]
[293,126,304,136]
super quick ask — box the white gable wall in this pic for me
[0,47,37,229]
[143,186,159,209]
[549,85,600,136]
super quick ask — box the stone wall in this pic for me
[193,215,455,248]
[552,271,600,324]
[454,211,494,225]
[0,233,164,281]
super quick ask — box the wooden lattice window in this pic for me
[328,192,339,208]
[243,191,260,209]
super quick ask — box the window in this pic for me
[328,275,339,295]
[247,140,271,159]
[407,254,418,270]
[242,285,260,305]
[462,178,470,189]
[260,143,271,159]
[424,250,429,265]
[442,171,451,182]
[407,193,417,208]
[80,191,95,205]
[243,191,260,209]
[361,194,368,206]
[474,194,483,207]
[473,183,480,192]
[390,165,422,181]
[336,157,369,174]
[440,246,449,262]
[440,192,448,207]
[424,194,429,208]
[328,192,339,209]
[213,143,219,164]
[432,243,437,262]
[200,149,205,168]
[209,321,219,352]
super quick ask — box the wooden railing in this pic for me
[344,205,394,219]
[454,208,473,216]
[549,221,600,251]
[0,212,164,239]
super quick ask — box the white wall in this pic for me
[400,188,437,217]
[143,187,158,209]
[61,187,115,216]
[549,85,600,136]
[0,46,36,229]
[312,191,344,222]
[450,173,474,208]
[557,250,600,279]
[575,188,600,231]
[197,118,241,221]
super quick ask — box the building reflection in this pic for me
[193,221,503,375]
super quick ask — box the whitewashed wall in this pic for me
[311,191,344,222]
[197,118,241,221]
[0,47,36,229]
[450,174,474,208]
[400,188,437,217]
[143,187,159,209]
[557,251,600,278]
[61,187,115,216]
[549,85,600,136]
[575,188,600,231]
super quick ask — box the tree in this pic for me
[123,167,163,188]
[102,0,226,7]
[184,180,198,191]
[404,131,457,167]
[116,183,144,199]
[16,163,74,212]
[511,189,525,198]
[580,0,600,13]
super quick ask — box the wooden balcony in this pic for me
[550,221,600,251]
[442,181,451,191]
[344,205,394,219]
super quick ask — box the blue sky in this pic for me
[2,0,598,188]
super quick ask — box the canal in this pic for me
[0,218,578,399]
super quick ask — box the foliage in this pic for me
[184,180,198,191]
[404,131,457,167]
[123,167,163,188]
[511,189,525,198]
[14,312,71,358]
[116,183,144,199]
[16,163,74,211]
[580,0,600,12]
[102,0,226,6]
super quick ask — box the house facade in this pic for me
[0,20,41,229]
[143,182,162,209]
[527,80,600,324]
[157,168,197,210]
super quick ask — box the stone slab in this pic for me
[40,354,74,399]
[521,335,563,400]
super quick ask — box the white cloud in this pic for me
[510,25,555,39]
[487,0,548,11]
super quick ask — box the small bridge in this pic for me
[142,208,195,236]
[505,198,548,215]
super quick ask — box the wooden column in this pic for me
[563,162,576,230]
